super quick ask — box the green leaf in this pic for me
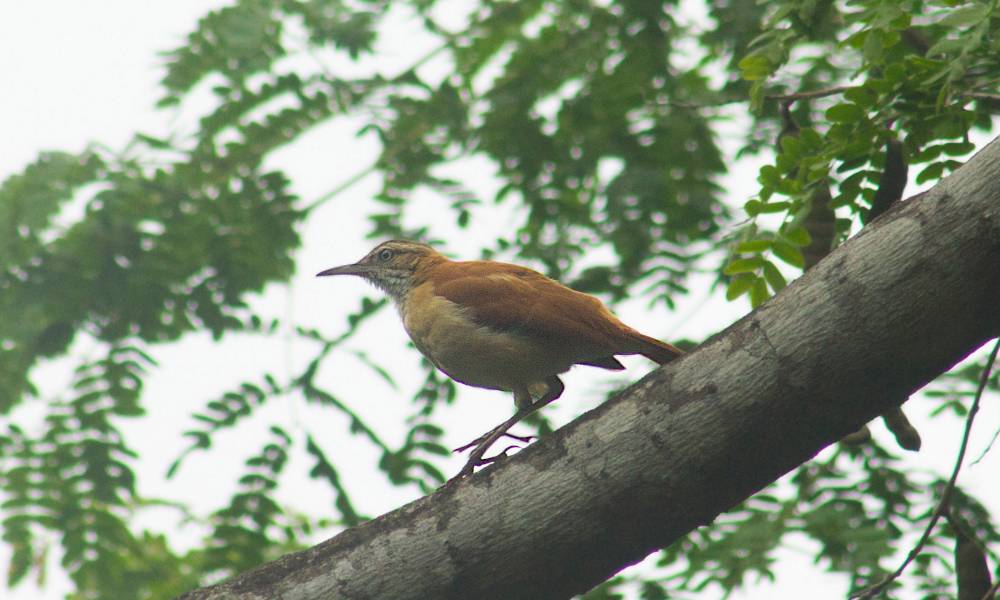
[844,86,877,108]
[916,143,947,163]
[349,350,398,390]
[724,256,766,275]
[916,162,946,184]
[938,4,990,27]
[799,127,822,149]
[758,165,781,187]
[780,135,802,159]
[781,225,812,246]
[941,141,976,156]
[0,151,102,266]
[738,54,773,80]
[749,277,770,307]
[826,103,865,123]
[640,581,668,600]
[862,30,883,64]
[736,240,773,253]
[772,240,805,268]
[926,37,968,57]
[758,201,792,214]
[726,274,756,301]
[762,261,787,292]
[306,435,366,526]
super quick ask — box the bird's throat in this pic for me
[367,271,413,305]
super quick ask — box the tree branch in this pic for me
[178,136,1000,600]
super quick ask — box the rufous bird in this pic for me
[317,240,682,478]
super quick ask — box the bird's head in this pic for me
[316,240,444,301]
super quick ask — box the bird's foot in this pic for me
[502,432,536,444]
[449,407,536,479]
[451,444,523,480]
[479,445,521,465]
[454,453,482,479]
[452,431,534,454]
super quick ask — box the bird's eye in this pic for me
[378,248,394,262]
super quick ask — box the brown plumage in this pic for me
[318,240,682,478]
[429,260,680,366]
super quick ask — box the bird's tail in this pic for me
[628,331,683,365]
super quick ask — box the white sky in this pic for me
[1,2,998,599]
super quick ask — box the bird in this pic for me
[317,240,682,478]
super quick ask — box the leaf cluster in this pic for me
[725,0,999,307]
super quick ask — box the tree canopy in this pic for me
[1,1,999,598]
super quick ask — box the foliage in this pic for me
[1,0,999,598]
[727,0,1000,308]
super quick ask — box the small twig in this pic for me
[966,92,1000,102]
[661,98,743,109]
[299,35,456,214]
[851,337,1000,599]
[970,422,1000,466]
[666,86,999,111]
[302,164,378,213]
[657,85,855,111]
[659,89,844,111]
[767,85,852,102]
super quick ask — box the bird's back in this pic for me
[425,259,681,366]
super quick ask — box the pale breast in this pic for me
[398,283,574,391]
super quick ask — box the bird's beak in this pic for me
[316,263,373,277]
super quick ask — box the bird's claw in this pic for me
[480,445,520,464]
[453,445,520,479]
[452,432,534,454]
[502,432,536,444]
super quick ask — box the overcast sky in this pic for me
[2,3,998,599]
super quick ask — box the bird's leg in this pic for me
[454,376,565,478]
[451,384,537,455]
[451,431,534,454]
[454,407,529,478]
[531,375,564,411]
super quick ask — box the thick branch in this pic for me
[180,137,1000,600]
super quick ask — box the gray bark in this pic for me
[179,136,1000,600]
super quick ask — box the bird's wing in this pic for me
[432,260,682,365]
[431,261,629,355]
